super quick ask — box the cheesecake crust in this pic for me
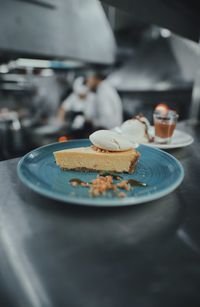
[128,152,140,172]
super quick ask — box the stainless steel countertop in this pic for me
[0,121,200,307]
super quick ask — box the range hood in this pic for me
[101,0,200,42]
[0,0,116,64]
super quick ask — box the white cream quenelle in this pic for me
[89,130,138,151]
[120,116,151,143]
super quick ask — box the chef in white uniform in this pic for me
[86,72,123,129]
[58,77,95,129]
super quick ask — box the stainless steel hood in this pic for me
[108,35,199,92]
[101,0,200,42]
[0,0,116,64]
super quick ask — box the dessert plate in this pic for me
[113,126,193,149]
[17,140,184,207]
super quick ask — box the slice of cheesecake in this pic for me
[54,146,140,173]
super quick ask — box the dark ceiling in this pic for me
[101,0,200,41]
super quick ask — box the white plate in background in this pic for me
[113,126,194,149]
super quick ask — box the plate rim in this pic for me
[17,140,184,207]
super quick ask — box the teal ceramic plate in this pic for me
[17,140,184,206]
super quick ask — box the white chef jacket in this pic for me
[92,80,123,129]
[61,92,95,121]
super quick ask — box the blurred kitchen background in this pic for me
[0,0,200,161]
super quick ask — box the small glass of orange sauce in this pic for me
[153,108,178,144]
